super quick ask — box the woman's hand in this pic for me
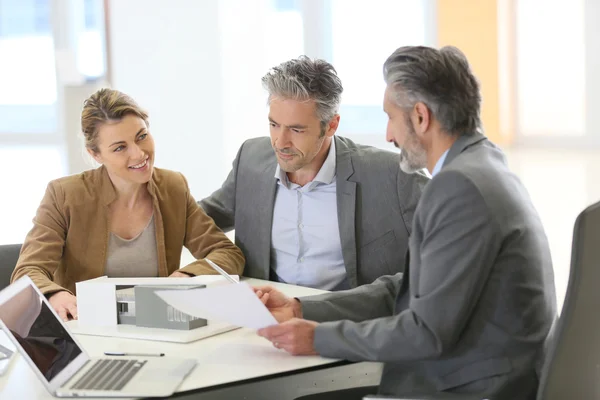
[48,291,78,321]
[169,270,193,278]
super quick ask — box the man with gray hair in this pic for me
[256,46,557,399]
[200,56,427,291]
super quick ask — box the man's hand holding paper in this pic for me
[252,285,302,322]
[253,286,319,356]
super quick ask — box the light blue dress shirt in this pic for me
[431,149,449,177]
[270,139,349,291]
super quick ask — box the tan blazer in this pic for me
[12,166,245,295]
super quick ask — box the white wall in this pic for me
[217,0,272,167]
[108,0,228,200]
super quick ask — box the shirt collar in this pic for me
[431,149,449,177]
[274,138,337,187]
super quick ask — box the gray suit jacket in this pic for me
[301,133,557,399]
[200,136,428,287]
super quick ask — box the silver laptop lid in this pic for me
[0,276,89,392]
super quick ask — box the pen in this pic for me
[205,259,239,284]
[104,352,165,357]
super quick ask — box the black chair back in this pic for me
[0,243,21,290]
[537,200,600,399]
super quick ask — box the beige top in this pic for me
[12,166,244,296]
[105,215,159,277]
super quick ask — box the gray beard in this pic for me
[398,148,426,174]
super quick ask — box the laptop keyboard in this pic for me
[69,359,147,391]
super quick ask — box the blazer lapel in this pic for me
[395,249,411,312]
[335,138,358,287]
[400,249,410,294]
[147,177,169,276]
[257,162,278,279]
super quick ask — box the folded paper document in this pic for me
[155,282,278,330]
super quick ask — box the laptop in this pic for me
[0,276,197,397]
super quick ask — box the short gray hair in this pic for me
[383,46,482,135]
[262,56,343,128]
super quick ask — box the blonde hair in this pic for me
[81,88,149,153]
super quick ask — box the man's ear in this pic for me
[325,115,340,138]
[413,102,431,137]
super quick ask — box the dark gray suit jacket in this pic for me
[301,133,557,399]
[200,136,428,288]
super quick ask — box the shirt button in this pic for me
[299,257,305,263]
[298,223,304,229]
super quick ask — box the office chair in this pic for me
[535,200,600,399]
[0,243,21,290]
[0,244,62,338]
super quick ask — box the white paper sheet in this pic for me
[155,282,278,330]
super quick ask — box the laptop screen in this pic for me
[0,284,83,382]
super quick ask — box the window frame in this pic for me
[295,0,438,136]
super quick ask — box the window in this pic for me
[270,0,435,140]
[331,0,428,107]
[0,0,106,133]
[78,0,106,78]
[267,0,304,68]
[0,0,57,133]
[516,0,585,137]
[0,0,105,244]
[330,0,432,136]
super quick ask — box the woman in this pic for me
[11,88,245,321]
